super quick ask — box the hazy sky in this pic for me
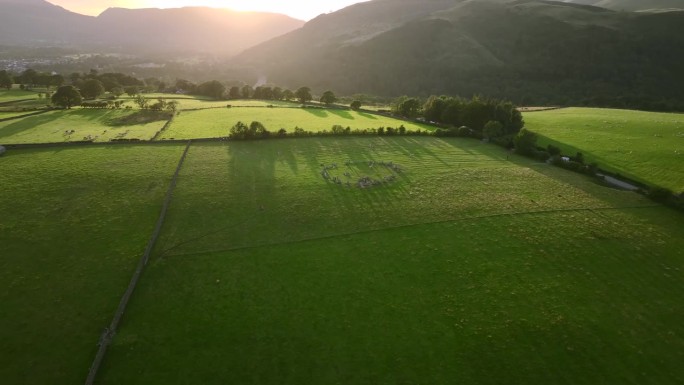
[48,0,370,20]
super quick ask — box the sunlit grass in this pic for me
[160,107,432,139]
[0,109,169,144]
[525,107,684,193]
[97,137,684,384]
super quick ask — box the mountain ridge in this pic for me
[0,0,304,55]
[235,0,684,107]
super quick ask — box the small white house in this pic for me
[561,156,570,162]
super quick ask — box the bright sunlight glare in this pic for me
[49,0,370,20]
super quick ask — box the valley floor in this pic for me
[1,137,683,384]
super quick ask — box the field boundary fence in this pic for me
[84,140,192,385]
[150,111,177,141]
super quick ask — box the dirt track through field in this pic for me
[84,141,192,385]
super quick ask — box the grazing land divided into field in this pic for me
[525,107,684,193]
[0,109,170,144]
[90,137,684,384]
[0,144,187,385]
[160,107,431,139]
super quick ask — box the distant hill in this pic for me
[93,7,304,55]
[0,0,94,46]
[563,0,684,12]
[236,0,684,109]
[0,0,304,55]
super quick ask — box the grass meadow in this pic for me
[89,138,684,384]
[0,89,39,103]
[159,107,431,139]
[0,111,36,120]
[0,144,187,384]
[0,109,169,144]
[524,107,684,193]
[2,105,684,384]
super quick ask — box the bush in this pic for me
[534,150,551,162]
[547,144,561,156]
[458,126,472,137]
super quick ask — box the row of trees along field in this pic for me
[3,68,345,106]
[391,95,524,143]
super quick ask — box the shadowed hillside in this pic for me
[236,0,684,109]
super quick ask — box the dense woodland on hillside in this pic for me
[237,0,684,111]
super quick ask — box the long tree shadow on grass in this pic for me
[105,110,172,126]
[301,107,328,118]
[0,110,63,140]
[356,111,378,120]
[328,109,354,120]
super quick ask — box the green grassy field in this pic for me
[524,107,684,193]
[0,144,186,384]
[89,138,684,384]
[179,99,297,109]
[0,111,36,120]
[0,109,170,144]
[0,89,39,103]
[160,108,431,139]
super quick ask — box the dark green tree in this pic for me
[513,129,538,156]
[282,89,294,101]
[0,70,12,90]
[350,100,362,110]
[124,86,138,97]
[18,69,37,89]
[51,86,82,109]
[295,87,312,104]
[241,85,253,99]
[320,90,337,106]
[134,94,149,109]
[197,80,226,99]
[50,74,65,89]
[423,95,448,122]
[483,120,504,140]
[272,87,283,101]
[175,79,196,93]
[229,86,241,99]
[80,79,105,99]
[394,97,421,118]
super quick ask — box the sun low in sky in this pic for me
[49,0,369,20]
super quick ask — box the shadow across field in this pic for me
[328,109,354,120]
[106,111,172,127]
[0,111,62,140]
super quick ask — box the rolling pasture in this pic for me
[525,107,684,193]
[0,89,39,103]
[1,101,683,384]
[84,138,684,384]
[0,109,170,144]
[159,107,431,139]
[0,144,187,384]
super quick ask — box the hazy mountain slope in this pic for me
[0,0,94,45]
[0,0,304,55]
[564,0,684,11]
[236,0,684,108]
[94,7,304,55]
